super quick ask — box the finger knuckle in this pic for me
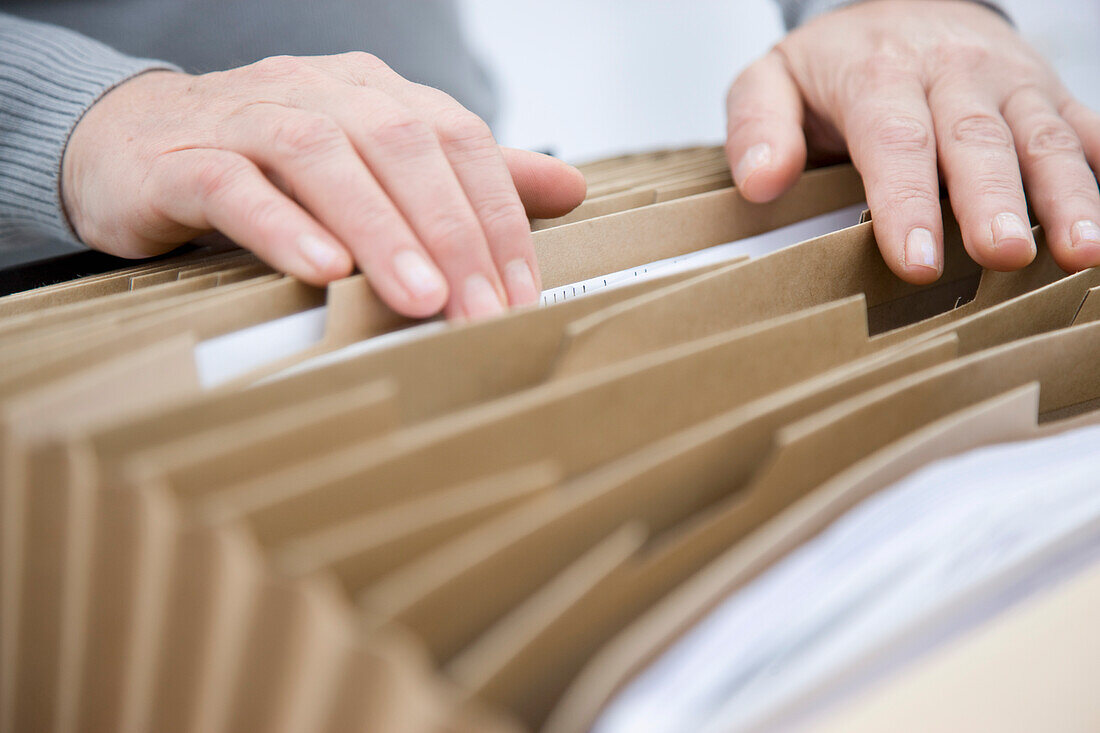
[476,195,528,233]
[266,113,347,160]
[240,197,286,235]
[727,110,785,137]
[367,112,436,155]
[424,213,483,260]
[931,42,993,73]
[343,201,404,240]
[1038,188,1098,214]
[878,179,940,213]
[1058,98,1095,125]
[1025,121,1083,160]
[194,158,249,201]
[435,109,495,150]
[870,115,933,154]
[250,54,309,80]
[950,112,1014,150]
[972,174,1021,200]
[337,50,387,72]
[845,51,914,96]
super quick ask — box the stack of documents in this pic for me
[596,421,1100,733]
[1,145,1099,733]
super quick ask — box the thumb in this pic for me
[725,50,808,203]
[501,147,587,219]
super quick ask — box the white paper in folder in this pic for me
[594,422,1100,733]
[195,202,866,386]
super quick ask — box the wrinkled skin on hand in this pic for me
[726,0,1100,282]
[63,53,587,319]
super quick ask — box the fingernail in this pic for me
[298,234,342,273]
[393,249,446,300]
[991,212,1035,254]
[734,143,772,184]
[904,227,939,270]
[463,273,505,318]
[1071,219,1100,249]
[503,259,539,305]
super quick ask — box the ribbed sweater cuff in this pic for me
[782,0,1012,30]
[0,14,180,246]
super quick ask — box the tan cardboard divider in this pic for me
[458,338,953,712]
[576,145,723,178]
[320,274,413,345]
[808,553,1100,733]
[875,261,1100,356]
[352,323,947,669]
[171,249,257,276]
[533,164,865,290]
[203,298,876,563]
[631,162,732,191]
[130,381,400,503]
[0,331,211,733]
[145,515,268,733]
[272,462,562,591]
[583,157,732,199]
[123,252,262,290]
[0,274,385,410]
[0,274,220,337]
[704,321,1100,555]
[0,252,268,338]
[546,384,1044,733]
[260,262,734,423]
[0,339,201,733]
[1073,285,1100,324]
[654,171,733,202]
[580,149,727,191]
[130,269,198,288]
[210,261,275,286]
[447,523,648,728]
[317,624,478,733]
[356,336,947,727]
[453,311,1100,729]
[552,209,976,376]
[869,226,1061,341]
[219,574,356,733]
[220,273,428,386]
[0,273,295,363]
[532,170,733,231]
[547,320,1100,732]
[0,245,239,317]
[63,382,398,733]
[69,299,863,716]
[531,189,657,231]
[22,365,398,733]
[120,451,528,730]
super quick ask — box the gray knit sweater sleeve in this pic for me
[777,0,1010,29]
[0,12,178,247]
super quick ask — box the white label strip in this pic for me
[539,203,867,306]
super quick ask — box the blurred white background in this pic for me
[462,0,1100,163]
